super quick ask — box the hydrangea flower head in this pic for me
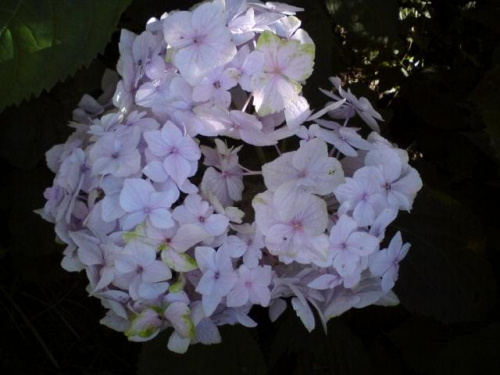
[39,0,422,354]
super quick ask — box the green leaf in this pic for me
[0,0,131,111]
[138,326,267,375]
[325,0,399,42]
[394,186,496,323]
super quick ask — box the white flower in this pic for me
[163,1,237,85]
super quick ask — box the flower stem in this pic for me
[238,164,263,176]
[241,94,253,113]
[274,144,282,156]
[342,116,351,128]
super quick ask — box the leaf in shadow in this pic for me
[471,45,500,160]
[389,316,452,374]
[270,312,372,375]
[325,0,399,44]
[138,325,267,375]
[430,323,500,374]
[394,186,495,323]
[0,0,131,110]
[0,60,105,169]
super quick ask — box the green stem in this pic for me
[256,147,267,164]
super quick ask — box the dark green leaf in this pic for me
[467,0,500,35]
[121,0,199,31]
[399,71,479,131]
[294,320,372,375]
[0,0,131,111]
[270,313,372,375]
[471,47,500,159]
[389,316,452,374]
[394,186,496,323]
[0,60,105,169]
[431,324,500,374]
[138,325,267,375]
[325,0,399,42]
[3,165,65,284]
[0,60,106,282]
[367,339,405,375]
[294,0,342,109]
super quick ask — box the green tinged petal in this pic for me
[183,314,195,339]
[163,250,198,272]
[125,309,161,340]
[123,224,146,243]
[169,273,186,293]
[256,30,280,49]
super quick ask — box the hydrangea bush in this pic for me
[39,0,422,353]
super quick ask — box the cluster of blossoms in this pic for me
[39,0,422,353]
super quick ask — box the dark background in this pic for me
[0,0,499,373]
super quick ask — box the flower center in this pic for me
[192,35,205,45]
[80,164,90,173]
